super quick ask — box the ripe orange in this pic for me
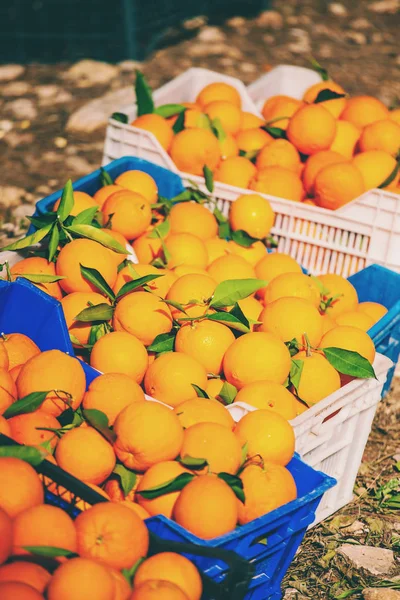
[75,502,149,569]
[131,580,189,600]
[132,113,173,150]
[115,170,158,204]
[113,292,173,347]
[206,378,225,399]
[166,273,216,320]
[352,150,399,191]
[336,310,375,331]
[8,411,60,449]
[104,474,140,502]
[0,507,12,566]
[0,562,51,593]
[144,351,208,407]
[234,381,297,420]
[53,190,97,216]
[100,229,132,269]
[317,273,359,318]
[320,325,376,363]
[0,415,11,436]
[205,237,229,264]
[241,112,265,130]
[12,504,77,556]
[0,368,17,415]
[169,202,218,240]
[173,266,209,277]
[136,460,189,519]
[302,150,348,195]
[321,313,336,334]
[173,474,238,539]
[219,133,239,159]
[287,104,337,155]
[134,552,203,600]
[169,128,221,176]
[0,582,44,600]
[173,397,234,429]
[235,128,273,153]
[292,350,341,405]
[264,272,320,307]
[341,96,389,129]
[358,301,388,324]
[223,331,291,388]
[120,501,150,521]
[255,252,302,301]
[16,350,86,417]
[83,372,145,425]
[132,229,164,264]
[47,558,115,600]
[390,107,400,125]
[315,161,366,209]
[10,257,63,300]
[0,343,8,371]
[204,100,242,135]
[227,240,266,267]
[113,401,184,471]
[56,238,117,295]
[234,408,295,466]
[256,139,301,173]
[229,193,274,239]
[114,264,176,298]
[94,184,124,207]
[165,233,209,270]
[55,426,116,485]
[359,119,400,156]
[208,254,255,283]
[0,457,44,517]
[61,291,112,346]
[237,295,264,324]
[175,320,235,374]
[250,166,304,202]
[90,330,149,382]
[261,95,302,130]
[303,80,347,118]
[102,190,152,240]
[214,156,257,189]
[238,463,297,524]
[330,120,361,158]
[181,422,242,474]
[196,82,241,108]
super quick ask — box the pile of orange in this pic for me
[129,77,400,209]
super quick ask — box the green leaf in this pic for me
[48,224,60,262]
[28,213,57,229]
[197,113,213,131]
[205,311,250,333]
[378,160,400,189]
[314,89,346,103]
[178,456,208,469]
[231,229,260,248]
[136,472,195,499]
[309,58,329,81]
[154,104,186,118]
[218,221,231,240]
[135,71,155,116]
[310,274,330,297]
[3,391,50,418]
[88,322,110,346]
[22,546,77,558]
[122,558,145,585]
[239,149,259,162]
[116,274,164,299]
[113,464,137,496]
[73,206,99,225]
[56,180,74,223]
[100,167,114,187]
[0,445,45,466]
[218,381,238,405]
[1,222,53,252]
[210,279,267,309]
[14,273,65,284]
[74,303,114,323]
[162,298,188,315]
[191,384,210,398]
[203,165,214,193]
[323,347,376,379]
[172,110,186,134]
[111,112,129,124]
[211,117,226,142]
[285,338,300,357]
[262,126,286,139]
[65,224,126,253]
[147,331,177,353]
[289,359,304,394]
[147,220,170,239]
[83,409,117,444]
[240,442,248,466]
[213,206,228,225]
[80,265,116,302]
[218,473,245,503]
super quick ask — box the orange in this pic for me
[102,190,152,240]
[390,108,400,125]
[237,295,263,324]
[359,119,400,156]
[17,350,86,417]
[261,95,302,130]
[47,558,114,600]
[144,351,208,407]
[341,96,389,129]
[320,325,376,363]
[223,331,291,388]
[61,291,112,346]
[229,193,274,239]
[241,112,265,130]
[173,474,238,539]
[56,426,116,484]
[250,166,304,202]
[56,238,117,295]
[115,170,158,203]
[207,254,255,283]
[292,350,341,405]
[113,292,173,347]
[317,273,359,318]
[12,504,77,556]
[131,580,189,600]
[174,105,205,129]
[169,202,218,240]
[255,252,302,301]
[196,82,241,108]
[302,150,348,195]
[227,240,266,267]
[0,562,50,593]
[238,463,297,524]
[358,301,388,324]
[113,401,184,471]
[181,421,242,474]
[0,507,12,566]
[336,310,375,331]
[165,233,209,270]
[8,411,60,449]
[256,139,301,173]
[322,313,336,334]
[94,184,124,207]
[53,190,97,216]
[352,150,399,191]
[166,273,216,320]
[0,457,44,518]
[90,330,149,382]
[214,156,257,189]
[264,272,320,307]
[101,229,132,269]
[0,368,17,415]
[219,133,239,159]
[10,257,63,300]
[0,415,11,436]
[303,80,347,118]
[330,120,361,158]
[287,104,337,155]
[132,230,164,264]
[169,128,221,176]
[206,378,225,399]
[0,343,8,371]
[315,161,365,209]
[234,381,297,420]
[173,397,234,429]
[175,320,235,374]
[83,372,145,425]
[234,408,295,466]
[132,113,173,150]
[75,502,149,569]
[257,296,323,347]
[0,582,44,600]
[235,128,273,153]
[204,100,242,135]
[120,501,150,521]
[204,237,229,265]
[114,264,176,298]
[134,552,202,600]
[136,460,189,519]
[104,475,140,502]
[173,266,209,277]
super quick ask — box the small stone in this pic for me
[0,120,13,133]
[14,204,35,221]
[35,84,73,106]
[66,86,135,134]
[363,589,400,600]
[328,3,348,16]
[5,98,37,121]
[42,151,61,163]
[338,544,398,577]
[263,34,275,44]
[240,63,257,74]
[345,31,367,45]
[284,589,300,599]
[350,17,373,29]
[226,16,247,28]
[36,84,59,99]
[2,81,31,97]
[54,137,67,149]
[368,0,400,13]
[118,60,143,72]
[319,44,333,58]
[3,131,34,148]
[342,520,365,535]
[183,15,207,30]
[0,64,24,82]
[19,120,31,130]
[288,28,311,54]
[35,185,52,195]
[65,155,96,176]
[0,186,26,208]
[197,26,226,43]
[372,32,385,43]
[256,10,284,30]
[63,59,119,87]
[219,57,235,67]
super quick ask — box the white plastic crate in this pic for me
[228,353,392,526]
[247,64,322,108]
